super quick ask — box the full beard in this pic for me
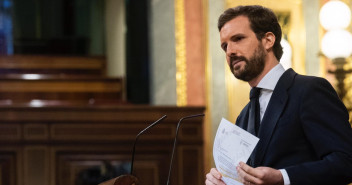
[230,43,266,82]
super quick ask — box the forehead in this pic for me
[220,16,254,40]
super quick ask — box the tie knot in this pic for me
[250,87,261,100]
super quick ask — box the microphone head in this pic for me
[114,174,139,185]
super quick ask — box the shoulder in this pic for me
[295,73,331,85]
[283,69,335,93]
[292,72,347,117]
[294,73,336,93]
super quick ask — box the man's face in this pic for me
[219,16,266,82]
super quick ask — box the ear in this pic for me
[262,32,275,50]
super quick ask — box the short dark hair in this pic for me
[218,5,283,60]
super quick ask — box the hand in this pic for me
[236,162,284,185]
[205,168,226,185]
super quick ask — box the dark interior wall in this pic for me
[4,0,150,104]
[11,0,105,55]
[13,0,63,39]
[125,0,150,104]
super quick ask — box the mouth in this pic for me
[231,59,244,69]
[231,59,242,65]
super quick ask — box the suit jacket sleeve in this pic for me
[285,77,352,185]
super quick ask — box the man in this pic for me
[205,5,352,185]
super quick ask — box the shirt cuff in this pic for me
[279,169,290,185]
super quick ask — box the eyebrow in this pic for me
[221,33,246,46]
[230,33,246,40]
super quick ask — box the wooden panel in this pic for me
[0,105,205,185]
[0,55,106,75]
[51,123,174,141]
[178,146,204,185]
[0,92,123,102]
[24,124,49,141]
[24,146,50,185]
[0,77,123,102]
[0,78,122,93]
[179,122,203,141]
[56,154,118,185]
[0,78,122,92]
[0,106,203,123]
[0,124,21,141]
[134,161,160,185]
[0,151,17,185]
[0,55,122,103]
[54,146,171,185]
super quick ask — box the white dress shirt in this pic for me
[252,63,290,185]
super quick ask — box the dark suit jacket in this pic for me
[236,69,352,185]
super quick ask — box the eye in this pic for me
[221,43,227,52]
[232,35,245,42]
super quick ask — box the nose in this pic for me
[226,42,237,57]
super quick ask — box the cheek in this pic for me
[226,57,231,66]
[226,56,231,64]
[245,48,255,58]
[244,41,258,53]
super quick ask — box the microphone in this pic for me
[130,115,167,175]
[166,113,205,185]
[98,115,167,185]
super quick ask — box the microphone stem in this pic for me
[166,113,204,185]
[130,115,167,175]
[166,123,180,185]
[130,136,138,175]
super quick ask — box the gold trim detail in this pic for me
[175,0,187,106]
[203,0,212,172]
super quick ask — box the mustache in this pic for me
[230,55,248,64]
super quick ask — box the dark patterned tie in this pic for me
[247,87,261,167]
[248,87,261,136]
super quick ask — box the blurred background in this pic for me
[1,0,352,184]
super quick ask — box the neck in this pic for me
[248,54,279,87]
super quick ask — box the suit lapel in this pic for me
[236,104,249,129]
[253,69,296,166]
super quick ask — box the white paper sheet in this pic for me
[213,118,260,185]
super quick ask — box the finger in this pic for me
[210,168,222,179]
[205,179,215,185]
[205,174,226,185]
[239,162,262,178]
[206,179,227,185]
[205,169,226,185]
[241,178,257,185]
[237,163,258,184]
[237,172,244,183]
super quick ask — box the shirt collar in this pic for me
[256,63,286,91]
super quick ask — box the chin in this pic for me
[233,68,243,77]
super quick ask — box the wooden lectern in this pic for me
[99,175,139,185]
